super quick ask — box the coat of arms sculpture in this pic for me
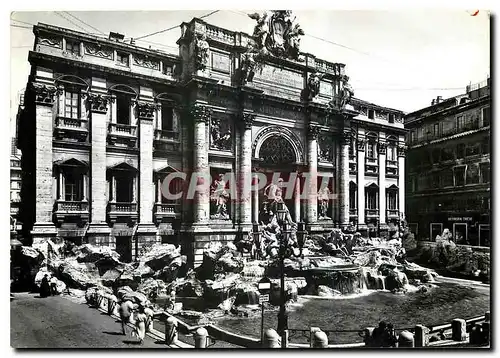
[240,10,305,85]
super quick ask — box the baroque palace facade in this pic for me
[405,80,490,247]
[18,12,406,265]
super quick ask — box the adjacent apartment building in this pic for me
[405,79,490,247]
[17,14,406,265]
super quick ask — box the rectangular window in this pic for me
[434,123,439,136]
[410,130,416,143]
[387,145,396,161]
[64,90,80,119]
[456,143,465,159]
[368,109,374,119]
[10,181,20,190]
[161,106,174,131]
[366,142,376,159]
[481,137,490,155]
[456,115,465,131]
[117,52,129,66]
[116,177,133,202]
[465,144,481,157]
[387,191,398,210]
[366,190,378,210]
[66,40,80,56]
[116,95,131,125]
[430,223,443,241]
[349,188,357,210]
[480,163,490,183]
[482,107,490,127]
[454,166,466,186]
[388,114,395,123]
[441,169,454,187]
[64,172,82,201]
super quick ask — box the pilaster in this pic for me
[398,144,407,222]
[306,125,320,226]
[239,112,255,228]
[357,134,366,229]
[339,131,350,228]
[379,140,387,228]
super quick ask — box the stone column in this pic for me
[239,113,254,227]
[379,141,387,230]
[252,173,259,223]
[357,137,366,231]
[31,82,58,249]
[86,79,112,244]
[87,92,110,223]
[339,132,350,228]
[137,101,155,224]
[83,174,88,201]
[306,125,319,225]
[192,104,211,224]
[58,171,64,200]
[132,176,137,203]
[157,177,162,203]
[111,176,116,202]
[294,175,301,222]
[398,145,406,222]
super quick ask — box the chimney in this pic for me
[436,96,442,104]
[431,99,435,106]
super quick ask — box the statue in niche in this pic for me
[305,72,325,101]
[262,177,295,226]
[318,135,334,162]
[210,118,232,151]
[210,173,230,220]
[194,33,210,71]
[339,78,355,110]
[318,186,331,220]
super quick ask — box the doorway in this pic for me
[430,223,443,241]
[115,236,132,262]
[453,223,468,245]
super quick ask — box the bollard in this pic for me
[398,331,415,348]
[485,311,490,322]
[481,321,490,345]
[263,328,280,348]
[470,323,482,345]
[165,316,178,345]
[414,325,429,347]
[451,319,466,341]
[363,327,375,347]
[194,327,208,348]
[310,327,321,347]
[312,330,328,348]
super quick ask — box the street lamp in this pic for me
[274,201,307,349]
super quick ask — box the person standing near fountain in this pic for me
[132,305,147,344]
[118,299,135,335]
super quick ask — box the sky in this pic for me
[9,8,490,135]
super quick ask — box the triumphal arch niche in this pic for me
[177,10,357,266]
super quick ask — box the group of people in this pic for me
[118,299,156,345]
[39,274,60,298]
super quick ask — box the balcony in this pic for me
[349,154,356,163]
[107,202,138,223]
[349,208,358,218]
[386,209,400,219]
[54,116,88,142]
[386,167,399,177]
[54,200,89,224]
[365,209,379,218]
[154,202,181,224]
[386,160,398,168]
[108,123,137,147]
[154,129,181,153]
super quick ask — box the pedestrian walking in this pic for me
[39,274,50,298]
[118,300,135,335]
[132,305,147,344]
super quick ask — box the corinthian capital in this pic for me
[240,112,256,129]
[32,83,58,105]
[340,131,351,145]
[191,104,212,123]
[86,93,111,113]
[136,101,158,120]
[307,125,320,140]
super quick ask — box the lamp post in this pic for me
[274,201,306,349]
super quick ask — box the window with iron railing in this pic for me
[64,172,83,202]
[161,105,174,131]
[116,95,131,125]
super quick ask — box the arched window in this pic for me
[259,135,296,164]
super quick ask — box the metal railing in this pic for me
[154,202,180,214]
